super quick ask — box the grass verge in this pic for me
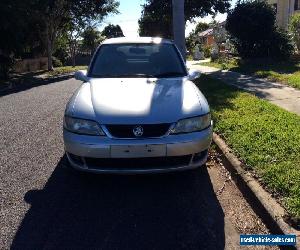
[196,75,300,223]
[200,59,300,90]
[46,66,88,77]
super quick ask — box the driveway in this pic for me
[0,78,276,249]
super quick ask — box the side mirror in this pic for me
[74,70,88,82]
[187,69,201,81]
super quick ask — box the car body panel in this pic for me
[64,126,212,174]
[66,78,209,124]
[64,125,212,158]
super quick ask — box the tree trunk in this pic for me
[172,0,186,61]
[47,39,54,71]
[72,50,76,67]
[71,42,76,67]
[46,24,54,71]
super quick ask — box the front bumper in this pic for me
[63,125,212,174]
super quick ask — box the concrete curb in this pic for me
[212,133,300,248]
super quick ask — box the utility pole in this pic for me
[172,0,186,61]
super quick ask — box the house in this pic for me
[197,21,226,51]
[198,28,214,47]
[267,0,300,28]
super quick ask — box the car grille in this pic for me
[84,155,192,170]
[105,124,171,138]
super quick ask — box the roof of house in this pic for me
[198,21,226,38]
[198,28,213,38]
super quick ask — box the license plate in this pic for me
[111,144,166,158]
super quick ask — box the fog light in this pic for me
[68,153,84,165]
[192,150,207,163]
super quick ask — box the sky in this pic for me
[99,0,238,37]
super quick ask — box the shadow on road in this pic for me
[0,74,74,97]
[12,156,225,250]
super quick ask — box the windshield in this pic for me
[89,43,187,78]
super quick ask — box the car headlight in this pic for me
[170,114,211,134]
[64,116,105,136]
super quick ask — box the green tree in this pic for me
[82,27,104,55]
[139,1,173,38]
[66,22,83,67]
[30,0,119,70]
[53,33,69,65]
[194,22,210,35]
[138,0,230,38]
[101,24,124,38]
[226,1,293,59]
[289,13,300,52]
[0,0,46,78]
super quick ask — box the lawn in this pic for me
[46,66,88,77]
[200,58,300,90]
[196,75,300,224]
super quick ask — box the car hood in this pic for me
[66,78,209,124]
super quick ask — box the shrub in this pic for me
[202,45,211,58]
[226,1,292,59]
[52,56,63,67]
[53,48,68,65]
[289,12,300,52]
[215,56,239,70]
[269,29,294,59]
[0,55,14,80]
[210,46,219,61]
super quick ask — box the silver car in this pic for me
[63,37,212,174]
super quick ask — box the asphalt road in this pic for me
[0,78,274,250]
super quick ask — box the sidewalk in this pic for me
[188,61,300,116]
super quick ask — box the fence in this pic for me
[13,58,48,73]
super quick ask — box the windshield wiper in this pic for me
[120,74,156,78]
[154,72,186,78]
[98,73,156,78]
[91,73,185,78]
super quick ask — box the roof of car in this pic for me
[102,37,173,45]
